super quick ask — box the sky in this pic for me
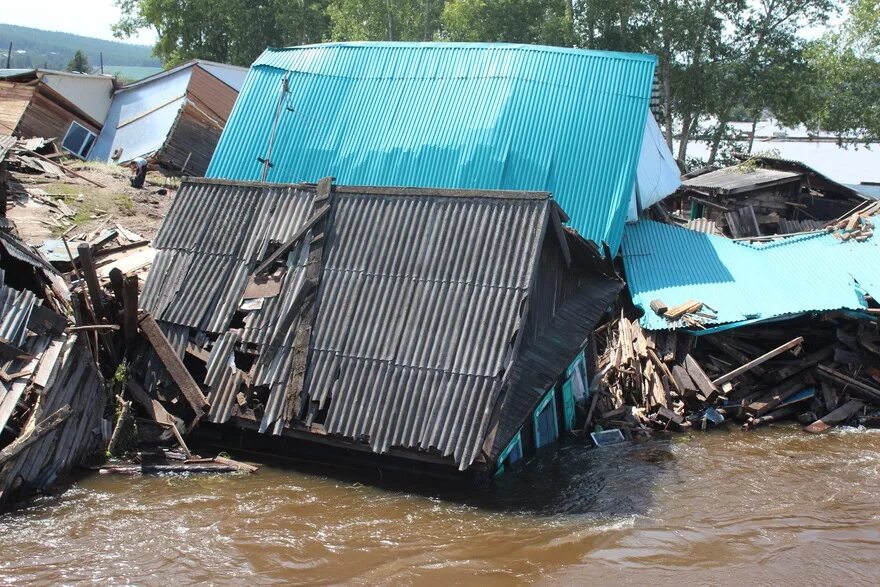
[2,0,157,45]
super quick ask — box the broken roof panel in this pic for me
[144,178,619,470]
[622,219,880,330]
[682,167,803,195]
[207,42,657,254]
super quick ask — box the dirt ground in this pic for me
[5,161,177,245]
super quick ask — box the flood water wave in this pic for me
[2,426,880,585]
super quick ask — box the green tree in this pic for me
[799,1,880,141]
[327,0,444,41]
[574,1,835,167]
[441,0,575,45]
[114,0,331,67]
[67,49,91,73]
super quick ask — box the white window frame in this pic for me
[61,121,97,159]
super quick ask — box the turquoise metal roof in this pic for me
[622,219,880,330]
[206,42,657,254]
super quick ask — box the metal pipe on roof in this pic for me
[259,73,289,182]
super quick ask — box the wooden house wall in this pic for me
[156,101,224,176]
[12,85,100,147]
[0,82,35,135]
[483,228,594,459]
[186,65,238,123]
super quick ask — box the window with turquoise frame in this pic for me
[532,389,559,449]
[495,431,523,476]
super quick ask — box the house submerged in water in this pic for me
[139,42,677,477]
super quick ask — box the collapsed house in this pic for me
[579,203,880,438]
[207,42,674,254]
[668,155,870,238]
[0,69,116,158]
[137,178,622,474]
[88,60,248,176]
[0,229,108,510]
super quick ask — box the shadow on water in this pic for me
[202,435,679,519]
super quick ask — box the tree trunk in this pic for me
[747,116,759,154]
[707,118,729,165]
[677,114,696,165]
[661,56,674,151]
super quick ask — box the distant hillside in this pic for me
[0,23,159,71]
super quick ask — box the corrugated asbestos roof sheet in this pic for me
[141,180,315,333]
[682,167,802,194]
[144,178,615,470]
[206,42,656,255]
[622,219,880,330]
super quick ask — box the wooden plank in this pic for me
[650,299,667,316]
[253,204,329,276]
[0,405,71,467]
[815,364,880,404]
[138,312,209,417]
[126,379,175,427]
[703,336,765,377]
[77,243,107,321]
[804,400,865,434]
[684,354,719,402]
[664,300,703,320]
[712,337,804,386]
[122,275,139,346]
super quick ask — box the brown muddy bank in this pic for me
[2,426,879,585]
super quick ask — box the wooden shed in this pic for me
[0,70,114,157]
[88,60,247,176]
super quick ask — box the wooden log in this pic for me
[768,345,834,383]
[744,405,799,430]
[138,312,210,419]
[650,299,668,316]
[0,405,71,467]
[712,337,804,386]
[804,400,865,434]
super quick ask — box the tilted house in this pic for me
[140,178,622,473]
[0,69,116,157]
[206,42,660,255]
[673,156,868,238]
[89,60,247,176]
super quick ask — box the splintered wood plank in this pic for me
[138,312,209,417]
[712,337,804,386]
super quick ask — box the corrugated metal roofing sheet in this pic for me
[304,188,548,467]
[145,178,616,470]
[206,42,656,255]
[622,219,880,330]
[682,167,802,194]
[141,180,316,333]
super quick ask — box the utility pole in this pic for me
[6,42,11,69]
[100,52,104,75]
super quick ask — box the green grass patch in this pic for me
[114,195,135,216]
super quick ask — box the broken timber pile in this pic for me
[589,312,880,437]
[0,229,108,511]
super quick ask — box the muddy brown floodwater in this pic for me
[2,426,880,586]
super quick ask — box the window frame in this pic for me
[61,121,97,159]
